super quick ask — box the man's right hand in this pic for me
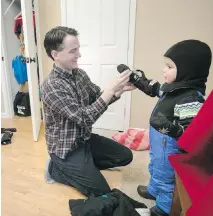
[100,70,132,104]
[107,70,132,94]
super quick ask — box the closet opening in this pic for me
[2,0,42,141]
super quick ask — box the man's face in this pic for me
[162,57,177,84]
[52,35,81,71]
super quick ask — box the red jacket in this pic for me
[169,90,213,216]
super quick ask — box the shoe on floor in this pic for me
[137,185,156,200]
[150,206,169,216]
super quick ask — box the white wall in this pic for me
[37,0,61,78]
[2,0,22,100]
[1,87,5,113]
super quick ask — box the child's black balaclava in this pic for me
[161,39,212,95]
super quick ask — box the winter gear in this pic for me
[150,206,169,216]
[69,189,147,216]
[112,128,150,151]
[1,132,13,145]
[162,40,212,95]
[137,185,156,200]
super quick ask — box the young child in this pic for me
[136,40,212,216]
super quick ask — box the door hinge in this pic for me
[26,57,36,63]
[2,56,4,61]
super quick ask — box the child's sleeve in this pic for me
[134,70,161,97]
[174,93,205,136]
[150,92,205,139]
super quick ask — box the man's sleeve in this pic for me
[41,81,108,128]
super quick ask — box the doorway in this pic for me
[1,0,42,141]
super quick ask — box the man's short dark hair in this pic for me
[44,26,79,60]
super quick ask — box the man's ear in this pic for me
[51,50,58,60]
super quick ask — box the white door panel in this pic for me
[64,0,131,130]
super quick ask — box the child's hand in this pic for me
[130,70,160,97]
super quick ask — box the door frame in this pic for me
[60,0,137,130]
[34,0,44,85]
[1,16,14,119]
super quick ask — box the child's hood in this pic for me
[162,39,212,95]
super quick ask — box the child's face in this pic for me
[162,57,177,84]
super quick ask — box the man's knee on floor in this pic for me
[121,147,133,165]
[91,184,111,197]
[113,147,132,166]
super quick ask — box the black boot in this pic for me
[137,185,156,200]
[150,206,169,216]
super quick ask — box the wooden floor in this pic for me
[1,117,122,216]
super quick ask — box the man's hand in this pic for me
[115,83,136,98]
[106,70,132,95]
[101,70,132,104]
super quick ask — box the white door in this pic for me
[1,46,8,118]
[62,0,132,131]
[21,0,41,141]
[1,18,14,118]
[1,46,11,118]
